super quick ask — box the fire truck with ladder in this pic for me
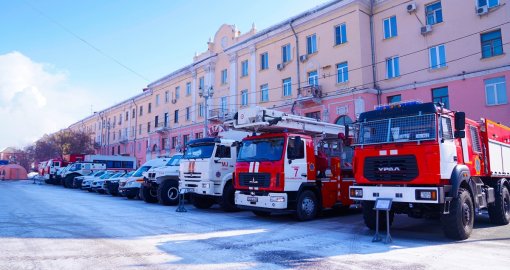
[230,106,354,221]
[349,101,510,240]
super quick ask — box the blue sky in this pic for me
[0,0,329,150]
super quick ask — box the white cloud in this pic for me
[0,52,99,150]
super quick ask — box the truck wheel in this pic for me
[361,201,394,230]
[253,210,271,217]
[65,177,74,189]
[157,180,179,206]
[220,181,239,212]
[488,185,510,225]
[62,176,69,188]
[141,185,158,203]
[191,194,214,209]
[295,190,319,221]
[441,188,474,240]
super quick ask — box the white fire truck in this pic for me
[230,107,354,221]
[349,102,510,239]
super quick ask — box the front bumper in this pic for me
[119,187,140,197]
[181,180,216,196]
[349,185,445,204]
[235,191,288,210]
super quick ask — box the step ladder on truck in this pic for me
[228,106,354,221]
[349,101,510,240]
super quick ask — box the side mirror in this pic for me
[454,112,466,131]
[454,130,466,139]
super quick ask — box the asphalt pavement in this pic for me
[1,180,509,270]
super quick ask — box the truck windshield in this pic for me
[238,137,284,162]
[354,114,437,145]
[133,166,151,177]
[183,144,215,159]
[166,155,182,166]
[69,164,82,171]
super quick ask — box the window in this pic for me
[164,112,169,127]
[138,142,141,152]
[260,84,269,102]
[199,103,204,117]
[441,117,453,140]
[282,44,291,63]
[383,16,398,39]
[469,126,482,153]
[308,70,318,86]
[485,77,507,105]
[221,96,228,112]
[186,107,190,121]
[425,1,443,25]
[162,138,167,150]
[172,136,178,149]
[386,56,400,79]
[199,77,205,90]
[195,132,203,139]
[113,131,116,140]
[154,116,159,128]
[432,87,449,108]
[221,69,228,84]
[387,94,401,104]
[174,109,179,123]
[481,30,503,58]
[335,23,347,45]
[155,95,160,106]
[215,145,231,158]
[132,108,136,118]
[429,44,446,69]
[241,60,249,77]
[337,62,349,83]
[307,34,317,54]
[175,86,180,99]
[148,103,152,113]
[241,90,248,106]
[125,111,128,121]
[478,0,499,8]
[139,124,142,135]
[186,82,191,96]
[305,111,321,120]
[283,78,292,97]
[335,115,353,125]
[113,116,116,127]
[147,122,151,133]
[119,114,122,124]
[260,52,269,70]
[165,91,169,103]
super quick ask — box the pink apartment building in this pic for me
[69,0,509,166]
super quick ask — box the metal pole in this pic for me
[204,94,208,137]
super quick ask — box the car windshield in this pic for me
[68,163,82,171]
[100,173,115,179]
[183,143,215,159]
[123,171,134,178]
[238,137,285,162]
[133,166,151,177]
[166,155,183,166]
[111,173,124,178]
[93,171,105,177]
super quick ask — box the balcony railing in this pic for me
[297,84,323,103]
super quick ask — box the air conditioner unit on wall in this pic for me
[406,2,417,13]
[477,5,488,16]
[299,55,308,63]
[277,63,284,71]
[421,25,432,35]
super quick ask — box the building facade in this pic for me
[69,0,510,166]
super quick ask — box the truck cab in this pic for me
[62,162,106,188]
[179,137,240,211]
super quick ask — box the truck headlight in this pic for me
[415,190,437,201]
[202,183,210,189]
[270,196,285,202]
[350,188,363,198]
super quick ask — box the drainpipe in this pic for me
[290,20,301,114]
[132,98,138,160]
[369,0,381,105]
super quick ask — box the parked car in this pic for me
[82,171,114,192]
[90,171,117,193]
[95,172,125,194]
[105,171,134,196]
[76,170,106,189]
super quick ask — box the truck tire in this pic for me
[253,210,271,217]
[157,180,179,206]
[220,181,239,212]
[488,185,510,225]
[62,176,70,188]
[361,200,394,230]
[141,185,158,203]
[65,177,74,189]
[441,188,474,240]
[191,194,214,209]
[295,190,319,221]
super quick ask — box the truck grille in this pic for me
[183,172,202,179]
[364,155,418,181]
[148,172,156,179]
[238,173,271,188]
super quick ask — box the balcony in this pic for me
[154,122,170,133]
[119,136,129,144]
[209,109,234,122]
[93,142,101,149]
[297,84,323,104]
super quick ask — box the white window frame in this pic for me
[429,44,447,69]
[282,44,291,63]
[241,90,248,106]
[308,70,318,86]
[241,60,249,77]
[337,62,349,83]
[221,69,228,84]
[383,16,397,39]
[283,78,292,97]
[386,56,400,79]
[307,34,317,54]
[175,86,180,99]
[260,52,269,70]
[260,84,269,102]
[221,96,228,112]
[186,82,191,96]
[334,23,347,45]
[485,77,507,106]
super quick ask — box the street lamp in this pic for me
[199,86,214,137]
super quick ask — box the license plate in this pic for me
[247,196,258,203]
[180,188,194,194]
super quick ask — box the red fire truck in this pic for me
[231,107,354,221]
[349,101,510,240]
